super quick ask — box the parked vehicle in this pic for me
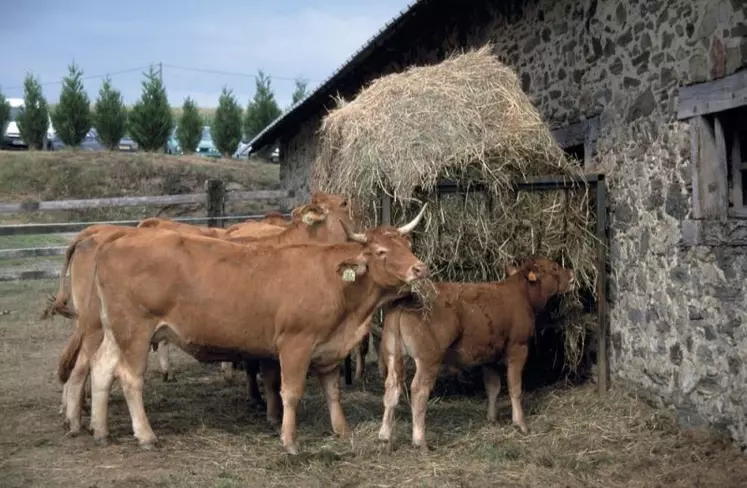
[117,136,138,152]
[166,127,181,154]
[1,97,56,150]
[196,126,220,158]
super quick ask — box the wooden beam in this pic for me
[0,213,287,236]
[551,116,601,150]
[690,116,728,219]
[0,190,290,214]
[0,269,60,282]
[677,69,747,120]
[731,133,743,210]
[0,247,66,260]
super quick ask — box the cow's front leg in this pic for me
[277,343,313,455]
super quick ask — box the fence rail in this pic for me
[0,179,291,281]
[0,189,288,214]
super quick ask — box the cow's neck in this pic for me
[524,282,552,313]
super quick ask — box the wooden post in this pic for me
[206,179,225,228]
[595,177,609,394]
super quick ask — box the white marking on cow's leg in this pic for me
[278,344,313,455]
[157,340,174,382]
[90,329,120,445]
[317,365,350,438]
[65,349,92,435]
[482,365,502,423]
[410,359,439,450]
[220,361,235,382]
[60,381,68,416]
[259,359,282,426]
[506,344,529,434]
[378,353,401,443]
[118,363,157,448]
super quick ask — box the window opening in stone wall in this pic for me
[721,106,747,208]
[563,143,585,166]
[677,69,747,219]
[551,116,599,169]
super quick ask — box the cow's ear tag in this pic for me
[302,213,314,225]
[342,268,356,282]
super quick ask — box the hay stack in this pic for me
[312,44,598,373]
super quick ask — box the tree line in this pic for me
[0,63,308,157]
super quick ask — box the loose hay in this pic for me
[312,43,598,375]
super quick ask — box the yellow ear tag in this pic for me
[302,213,314,225]
[342,268,356,282]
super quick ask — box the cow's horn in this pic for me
[397,203,428,235]
[340,219,367,244]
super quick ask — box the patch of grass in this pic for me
[1,279,746,488]
[0,234,70,250]
[0,150,281,224]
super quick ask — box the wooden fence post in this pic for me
[206,179,226,228]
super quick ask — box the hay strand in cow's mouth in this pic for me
[312,43,599,375]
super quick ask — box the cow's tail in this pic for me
[57,320,84,383]
[40,230,92,320]
[378,306,405,381]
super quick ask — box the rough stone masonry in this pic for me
[277,0,747,448]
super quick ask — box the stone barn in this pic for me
[248,0,747,449]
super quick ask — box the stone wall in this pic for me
[278,0,747,447]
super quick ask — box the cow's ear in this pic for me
[517,260,541,283]
[299,204,327,225]
[505,263,519,277]
[336,257,368,282]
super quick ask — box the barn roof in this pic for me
[246,0,428,154]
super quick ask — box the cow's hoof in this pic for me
[515,423,529,435]
[283,443,299,456]
[93,435,109,447]
[249,400,267,412]
[139,439,158,450]
[162,373,175,383]
[413,441,432,452]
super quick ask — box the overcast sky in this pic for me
[0,0,412,110]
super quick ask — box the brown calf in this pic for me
[377,257,574,449]
[88,205,429,454]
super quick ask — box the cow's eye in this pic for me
[376,249,387,258]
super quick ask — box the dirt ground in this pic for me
[1,279,746,488]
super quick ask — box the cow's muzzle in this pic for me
[406,261,429,282]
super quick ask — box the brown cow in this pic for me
[53,197,358,432]
[137,217,231,238]
[376,257,574,450]
[86,206,429,454]
[260,211,292,227]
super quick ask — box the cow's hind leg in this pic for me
[506,343,529,434]
[377,346,404,444]
[89,328,121,446]
[259,359,282,427]
[482,365,502,423]
[118,333,158,449]
[64,346,94,435]
[243,358,265,410]
[355,334,369,382]
[156,340,174,382]
[317,364,350,438]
